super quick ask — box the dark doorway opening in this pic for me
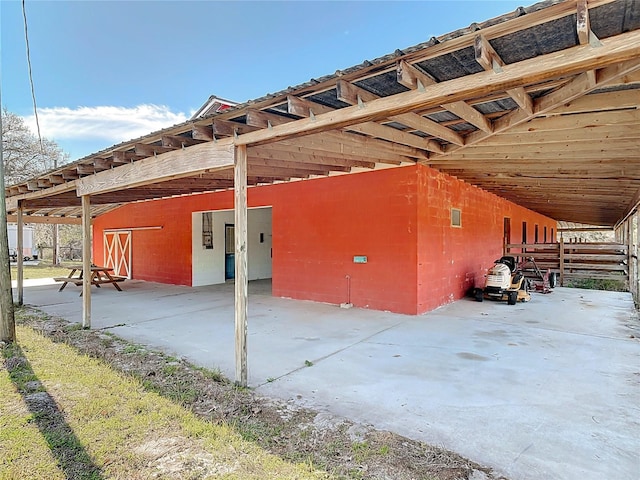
[225,224,235,280]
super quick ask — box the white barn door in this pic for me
[104,231,132,278]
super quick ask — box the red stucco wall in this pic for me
[92,165,557,315]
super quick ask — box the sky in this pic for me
[1,0,527,161]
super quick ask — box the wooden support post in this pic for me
[234,144,248,387]
[559,237,565,286]
[16,203,24,306]
[636,213,640,304]
[81,195,92,328]
[0,87,16,341]
[627,218,633,292]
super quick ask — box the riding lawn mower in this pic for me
[474,255,557,305]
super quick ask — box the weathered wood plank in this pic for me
[5,215,82,225]
[234,145,248,387]
[76,139,234,196]
[234,30,640,147]
[337,79,465,146]
[82,195,92,329]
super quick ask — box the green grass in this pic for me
[9,263,78,280]
[0,326,332,479]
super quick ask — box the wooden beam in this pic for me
[6,215,82,225]
[558,227,613,232]
[113,151,145,163]
[82,195,91,329]
[135,143,176,156]
[62,170,80,180]
[616,186,640,229]
[337,79,464,146]
[213,119,259,137]
[447,59,640,155]
[470,124,640,146]
[265,138,406,165]
[474,34,534,114]
[441,101,493,134]
[248,160,332,176]
[509,109,640,133]
[247,107,427,160]
[448,138,639,154]
[93,158,113,172]
[288,94,442,153]
[546,89,640,115]
[192,124,214,141]
[76,164,96,176]
[246,109,291,128]
[577,0,590,44]
[234,144,248,387]
[233,30,640,147]
[161,134,206,148]
[252,145,376,169]
[76,138,235,196]
[397,60,493,133]
[576,0,601,46]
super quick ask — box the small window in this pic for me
[202,212,213,249]
[451,208,462,227]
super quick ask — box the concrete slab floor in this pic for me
[14,280,640,480]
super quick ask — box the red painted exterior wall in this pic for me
[271,167,418,313]
[415,166,556,313]
[93,165,556,315]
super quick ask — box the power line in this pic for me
[21,0,44,155]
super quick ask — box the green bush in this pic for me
[565,278,627,292]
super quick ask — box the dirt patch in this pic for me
[16,307,508,480]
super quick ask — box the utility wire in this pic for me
[21,0,44,155]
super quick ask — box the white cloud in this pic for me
[23,104,189,144]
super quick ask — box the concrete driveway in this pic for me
[16,279,640,480]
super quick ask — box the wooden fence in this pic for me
[505,239,629,287]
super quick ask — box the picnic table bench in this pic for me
[54,265,126,295]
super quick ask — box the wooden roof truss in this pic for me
[5,0,640,227]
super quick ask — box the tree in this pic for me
[2,108,77,265]
[2,108,68,185]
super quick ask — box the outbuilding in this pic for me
[5,0,640,385]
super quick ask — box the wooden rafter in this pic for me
[288,94,442,153]
[3,2,638,227]
[337,79,464,146]
[442,60,640,157]
[474,34,534,114]
[397,60,493,134]
[232,30,640,147]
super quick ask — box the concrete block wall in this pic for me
[271,167,419,314]
[92,164,557,315]
[416,165,557,313]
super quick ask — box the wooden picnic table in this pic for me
[54,265,126,294]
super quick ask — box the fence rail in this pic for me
[505,240,628,286]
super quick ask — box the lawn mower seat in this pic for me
[496,256,517,273]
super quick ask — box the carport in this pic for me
[3,0,640,387]
[14,277,640,480]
